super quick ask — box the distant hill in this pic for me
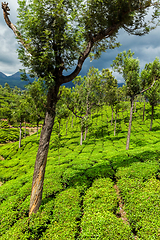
[0,72,75,89]
[0,71,124,89]
[0,72,34,89]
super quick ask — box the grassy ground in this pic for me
[0,102,160,239]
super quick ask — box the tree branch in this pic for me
[140,79,156,94]
[67,102,100,119]
[2,2,30,50]
[61,26,118,84]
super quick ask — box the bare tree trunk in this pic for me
[84,127,88,141]
[19,122,22,149]
[134,101,137,113]
[66,119,68,136]
[24,121,26,138]
[58,121,61,137]
[143,101,145,121]
[71,114,74,127]
[37,121,39,137]
[126,97,134,150]
[149,104,154,131]
[29,86,59,216]
[84,94,89,141]
[111,107,114,125]
[80,123,83,145]
[114,111,117,136]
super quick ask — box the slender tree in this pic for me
[141,58,160,130]
[67,67,104,145]
[2,0,160,215]
[112,50,156,149]
[111,50,142,149]
[26,80,46,137]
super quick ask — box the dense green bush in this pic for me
[80,178,132,239]
[0,104,160,239]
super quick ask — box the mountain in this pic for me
[0,72,7,79]
[0,72,34,89]
[0,71,124,89]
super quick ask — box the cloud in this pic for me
[0,0,21,74]
[0,1,160,81]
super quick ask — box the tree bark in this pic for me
[149,104,154,131]
[19,122,22,149]
[111,107,114,125]
[134,101,137,113]
[80,123,83,146]
[126,97,134,150]
[143,101,145,121]
[66,119,68,136]
[84,127,88,141]
[114,111,117,136]
[24,121,26,138]
[37,121,39,137]
[29,86,59,216]
[71,114,74,128]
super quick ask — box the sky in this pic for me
[0,1,160,83]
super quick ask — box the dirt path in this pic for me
[114,184,138,240]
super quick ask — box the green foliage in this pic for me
[0,127,26,144]
[80,178,132,239]
[112,50,141,98]
[0,103,160,239]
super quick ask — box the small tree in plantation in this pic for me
[103,69,118,125]
[26,80,46,136]
[112,50,156,149]
[2,0,160,215]
[141,58,160,131]
[112,50,142,149]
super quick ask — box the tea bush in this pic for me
[0,103,160,239]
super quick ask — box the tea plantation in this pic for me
[0,103,160,239]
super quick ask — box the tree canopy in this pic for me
[2,0,160,86]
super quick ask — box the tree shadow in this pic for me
[41,148,160,208]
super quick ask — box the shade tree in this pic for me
[26,80,46,136]
[66,67,106,145]
[111,50,156,149]
[141,58,160,130]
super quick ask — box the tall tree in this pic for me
[112,50,141,149]
[67,67,105,145]
[2,0,160,215]
[26,80,46,137]
[141,58,160,130]
[112,50,156,149]
[103,69,118,125]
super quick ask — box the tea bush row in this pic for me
[79,178,133,239]
[116,161,160,239]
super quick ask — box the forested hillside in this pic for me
[0,101,160,239]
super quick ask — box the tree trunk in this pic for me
[143,101,145,121]
[58,121,61,137]
[84,127,88,141]
[19,122,22,149]
[126,97,134,150]
[37,121,39,137]
[111,107,114,125]
[84,94,89,141]
[149,104,154,131]
[134,101,137,113]
[71,114,74,127]
[80,123,83,145]
[66,119,68,136]
[29,86,59,216]
[114,111,117,136]
[25,121,26,138]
